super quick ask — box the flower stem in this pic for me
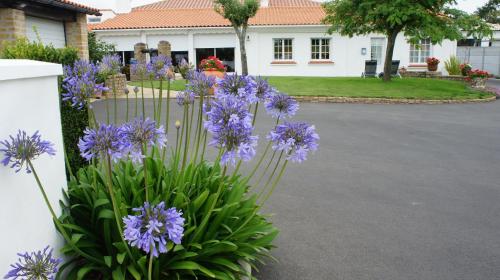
[165,79,171,133]
[244,141,272,184]
[259,159,289,206]
[148,252,154,280]
[126,93,129,123]
[151,79,156,121]
[142,147,149,202]
[252,102,259,126]
[257,151,283,199]
[135,91,138,118]
[200,129,208,163]
[192,93,204,164]
[141,78,145,118]
[112,77,117,124]
[181,104,190,171]
[157,78,163,123]
[27,160,105,265]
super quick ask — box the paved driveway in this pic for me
[93,99,500,280]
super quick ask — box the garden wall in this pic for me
[0,60,66,273]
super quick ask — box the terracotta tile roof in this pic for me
[31,0,101,15]
[91,0,325,30]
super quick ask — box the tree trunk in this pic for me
[234,25,249,75]
[383,30,399,82]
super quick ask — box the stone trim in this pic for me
[291,95,496,104]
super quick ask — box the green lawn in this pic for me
[129,79,188,92]
[130,77,493,100]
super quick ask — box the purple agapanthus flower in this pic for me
[265,93,299,119]
[4,246,61,280]
[131,62,147,78]
[215,74,258,104]
[99,54,122,76]
[205,95,258,165]
[147,55,172,80]
[123,202,185,257]
[121,118,167,162]
[254,76,275,101]
[62,60,106,109]
[186,70,216,97]
[78,123,127,162]
[268,122,319,163]
[0,130,56,173]
[176,91,195,106]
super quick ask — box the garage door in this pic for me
[25,16,66,48]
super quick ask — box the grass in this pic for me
[129,79,188,92]
[130,77,493,100]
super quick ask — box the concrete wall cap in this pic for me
[0,59,63,81]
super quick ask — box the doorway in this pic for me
[195,48,235,72]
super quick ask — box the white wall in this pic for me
[95,26,457,76]
[0,60,66,274]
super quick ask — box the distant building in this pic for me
[73,0,133,23]
[90,0,457,76]
[0,0,100,59]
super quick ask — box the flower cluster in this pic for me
[131,62,147,78]
[460,63,472,76]
[186,70,217,97]
[200,56,225,72]
[99,54,122,77]
[205,95,258,165]
[147,55,173,79]
[467,69,490,79]
[79,119,166,162]
[121,118,167,162]
[176,91,195,106]
[123,202,185,257]
[78,123,127,162]
[265,93,299,119]
[426,57,440,65]
[215,74,258,104]
[63,60,107,109]
[254,77,275,101]
[0,130,56,173]
[4,246,61,280]
[268,122,319,163]
[176,58,193,79]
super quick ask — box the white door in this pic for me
[370,38,385,73]
[25,16,66,48]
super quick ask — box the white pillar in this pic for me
[0,59,66,274]
[188,30,195,66]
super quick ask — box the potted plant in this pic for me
[426,57,440,71]
[200,56,226,79]
[467,69,490,88]
[460,63,472,76]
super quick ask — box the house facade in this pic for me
[0,0,100,59]
[90,0,457,76]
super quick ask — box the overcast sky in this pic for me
[130,0,488,13]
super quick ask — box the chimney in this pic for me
[260,0,269,7]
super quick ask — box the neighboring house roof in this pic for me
[90,0,324,30]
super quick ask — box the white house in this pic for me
[90,0,457,76]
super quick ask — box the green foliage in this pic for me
[57,157,278,279]
[444,56,461,75]
[476,0,499,24]
[214,0,259,27]
[88,32,116,63]
[0,37,78,65]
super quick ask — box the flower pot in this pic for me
[427,63,438,72]
[203,70,225,95]
[471,77,487,89]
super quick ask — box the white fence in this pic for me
[457,47,500,76]
[0,60,66,274]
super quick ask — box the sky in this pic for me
[129,0,489,13]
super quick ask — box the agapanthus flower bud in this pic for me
[268,122,319,163]
[265,93,299,119]
[215,74,258,104]
[124,87,130,95]
[123,202,185,257]
[4,246,61,280]
[121,118,167,162]
[78,123,127,162]
[0,130,56,173]
[175,120,181,129]
[133,86,140,94]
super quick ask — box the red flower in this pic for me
[426,57,440,65]
[200,56,225,72]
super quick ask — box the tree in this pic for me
[88,32,115,63]
[214,0,259,75]
[476,0,499,24]
[322,0,492,81]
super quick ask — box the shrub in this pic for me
[58,158,278,279]
[444,56,461,75]
[88,32,116,63]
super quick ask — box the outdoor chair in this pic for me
[378,60,402,78]
[362,60,378,78]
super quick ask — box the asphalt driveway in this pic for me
[93,99,500,280]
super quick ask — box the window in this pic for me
[88,16,101,23]
[410,39,431,63]
[273,38,293,60]
[370,38,385,64]
[311,38,330,60]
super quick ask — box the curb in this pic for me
[291,95,497,104]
